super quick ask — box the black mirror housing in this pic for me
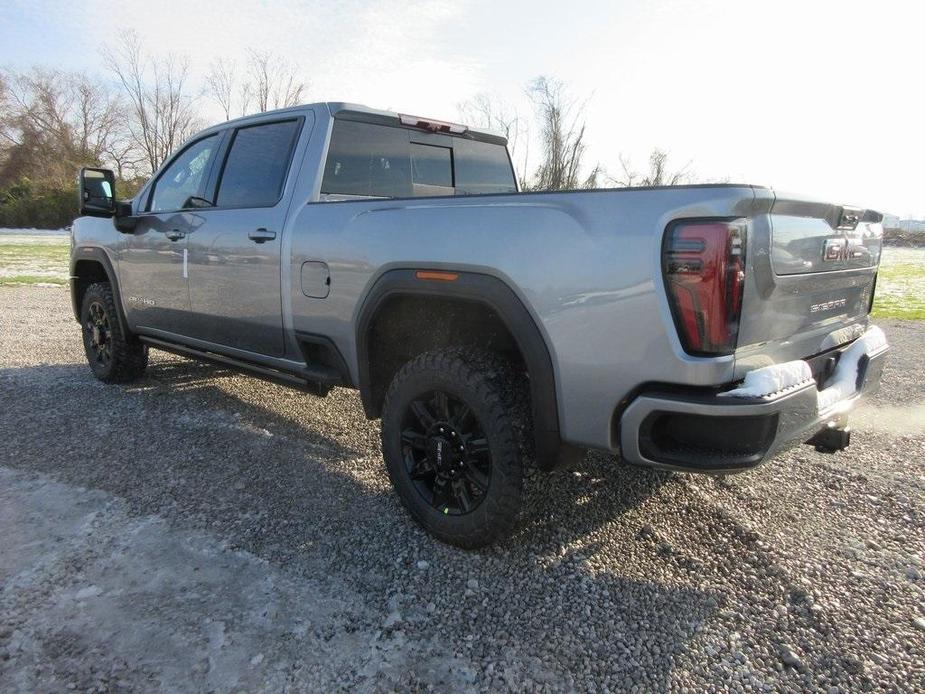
[114,217,139,233]
[78,168,117,217]
[113,200,139,233]
[181,195,214,210]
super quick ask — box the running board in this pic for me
[139,336,341,395]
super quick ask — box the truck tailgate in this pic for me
[734,192,883,376]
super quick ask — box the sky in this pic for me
[1,0,922,217]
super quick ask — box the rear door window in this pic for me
[216,119,301,208]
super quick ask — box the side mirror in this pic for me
[78,168,116,217]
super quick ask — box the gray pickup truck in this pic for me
[72,102,889,547]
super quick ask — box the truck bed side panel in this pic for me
[287,186,762,450]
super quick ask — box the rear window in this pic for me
[216,119,301,208]
[321,121,411,198]
[321,120,515,198]
[411,143,453,187]
[454,139,517,195]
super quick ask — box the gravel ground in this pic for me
[1,286,923,693]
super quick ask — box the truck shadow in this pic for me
[1,356,715,689]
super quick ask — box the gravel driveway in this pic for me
[1,286,923,692]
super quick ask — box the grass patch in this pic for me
[1,236,70,285]
[871,262,925,320]
[0,243,70,261]
[0,274,68,286]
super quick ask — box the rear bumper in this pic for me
[619,327,889,474]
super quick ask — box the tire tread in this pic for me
[381,347,530,548]
[82,282,148,383]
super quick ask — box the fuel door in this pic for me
[301,260,331,299]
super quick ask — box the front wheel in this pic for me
[380,348,529,548]
[80,282,148,383]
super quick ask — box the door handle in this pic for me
[248,228,277,244]
[165,229,185,242]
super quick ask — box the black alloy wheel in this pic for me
[380,348,528,548]
[84,300,113,367]
[80,282,148,383]
[401,390,492,516]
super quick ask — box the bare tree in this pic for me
[206,51,306,120]
[102,137,147,181]
[105,32,200,173]
[526,77,598,191]
[0,71,8,113]
[610,149,691,187]
[248,50,305,112]
[239,80,253,117]
[206,58,236,121]
[461,80,701,192]
[0,67,130,185]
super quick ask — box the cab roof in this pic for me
[201,102,508,146]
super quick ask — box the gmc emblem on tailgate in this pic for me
[823,238,849,262]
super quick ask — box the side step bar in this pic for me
[139,336,342,396]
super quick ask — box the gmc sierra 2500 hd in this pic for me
[72,102,888,547]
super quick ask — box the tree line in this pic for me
[1,36,690,229]
[0,32,307,229]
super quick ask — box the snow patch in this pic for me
[719,327,888,412]
[0,227,68,236]
[816,326,887,412]
[719,360,813,399]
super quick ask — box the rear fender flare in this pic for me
[355,269,564,469]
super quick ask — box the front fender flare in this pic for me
[70,246,129,336]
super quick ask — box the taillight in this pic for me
[663,219,747,355]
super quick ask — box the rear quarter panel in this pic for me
[286,185,762,450]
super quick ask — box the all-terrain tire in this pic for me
[380,348,531,548]
[80,282,148,383]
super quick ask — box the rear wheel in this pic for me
[380,348,529,548]
[81,282,148,383]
